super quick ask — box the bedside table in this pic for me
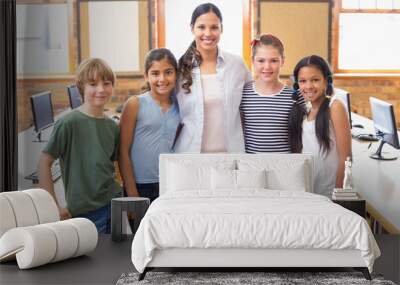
[332,198,366,218]
[111,197,150,242]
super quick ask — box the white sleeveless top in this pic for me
[200,74,226,153]
[302,96,340,197]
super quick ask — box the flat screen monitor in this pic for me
[67,85,82,109]
[334,88,353,128]
[369,97,400,160]
[30,91,54,142]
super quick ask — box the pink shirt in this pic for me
[200,74,226,153]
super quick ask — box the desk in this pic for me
[0,235,134,285]
[352,113,400,234]
[18,124,54,190]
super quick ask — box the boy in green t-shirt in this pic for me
[39,58,121,233]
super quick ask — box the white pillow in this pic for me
[211,168,236,190]
[167,162,211,191]
[267,162,306,191]
[166,159,236,192]
[236,169,267,189]
[211,169,268,191]
[238,159,308,192]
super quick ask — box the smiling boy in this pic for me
[39,58,121,233]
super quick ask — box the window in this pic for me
[78,0,150,75]
[17,2,71,75]
[16,0,150,77]
[333,0,400,74]
[154,0,252,68]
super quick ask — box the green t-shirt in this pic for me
[43,110,121,216]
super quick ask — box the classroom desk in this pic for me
[18,124,54,190]
[351,113,400,234]
[17,118,71,211]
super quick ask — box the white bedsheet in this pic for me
[131,190,380,273]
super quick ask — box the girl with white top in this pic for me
[119,49,180,202]
[174,3,252,153]
[240,34,296,153]
[289,55,351,197]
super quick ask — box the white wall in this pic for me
[165,0,243,60]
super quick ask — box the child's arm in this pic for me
[118,97,140,197]
[38,152,71,220]
[330,100,352,188]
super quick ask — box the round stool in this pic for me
[111,197,150,242]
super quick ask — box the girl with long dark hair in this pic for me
[289,55,351,197]
[119,49,180,202]
[174,3,251,153]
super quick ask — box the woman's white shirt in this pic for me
[200,73,226,153]
[174,49,252,153]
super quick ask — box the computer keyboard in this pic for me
[25,160,62,184]
[352,133,379,142]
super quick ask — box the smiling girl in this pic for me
[240,34,297,153]
[289,55,351,197]
[174,3,251,153]
[119,48,180,202]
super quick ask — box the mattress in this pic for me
[131,190,380,273]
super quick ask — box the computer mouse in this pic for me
[352,124,364,128]
[356,134,379,141]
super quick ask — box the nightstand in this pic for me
[111,197,150,242]
[332,198,366,218]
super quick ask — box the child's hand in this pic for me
[58,207,72,220]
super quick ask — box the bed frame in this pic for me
[138,154,372,280]
[139,248,371,280]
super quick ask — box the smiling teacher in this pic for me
[174,2,252,153]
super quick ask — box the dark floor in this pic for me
[0,234,398,285]
[0,235,134,285]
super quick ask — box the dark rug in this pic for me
[116,271,396,285]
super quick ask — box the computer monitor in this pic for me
[369,97,400,160]
[67,85,82,109]
[334,88,354,128]
[30,91,54,142]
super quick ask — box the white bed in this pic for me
[131,154,380,280]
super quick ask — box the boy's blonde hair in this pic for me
[75,58,116,97]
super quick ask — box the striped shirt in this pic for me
[240,82,294,153]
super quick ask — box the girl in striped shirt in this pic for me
[240,34,298,153]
